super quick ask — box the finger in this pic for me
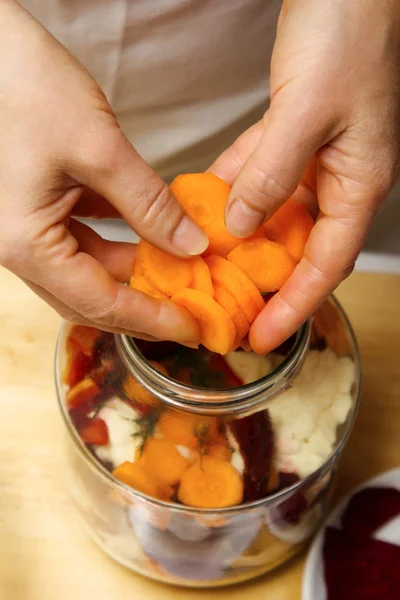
[224,99,338,238]
[68,218,136,282]
[72,188,122,219]
[68,131,208,257]
[14,220,201,342]
[20,277,178,342]
[207,120,264,184]
[249,166,375,354]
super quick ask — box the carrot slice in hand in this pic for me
[264,199,314,262]
[213,283,249,343]
[158,409,218,449]
[205,255,264,323]
[178,457,244,508]
[189,256,214,297]
[170,173,241,258]
[171,288,236,354]
[133,240,193,296]
[130,275,168,299]
[137,438,190,486]
[227,238,296,292]
[112,461,159,498]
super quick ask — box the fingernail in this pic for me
[225,199,265,238]
[172,216,209,255]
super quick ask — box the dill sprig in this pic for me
[131,406,164,455]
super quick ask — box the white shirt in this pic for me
[21,0,281,181]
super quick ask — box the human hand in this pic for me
[210,0,400,354]
[0,1,208,344]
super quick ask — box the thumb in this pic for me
[224,96,337,238]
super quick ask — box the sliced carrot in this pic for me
[62,348,93,388]
[189,256,214,297]
[129,275,168,300]
[67,325,100,357]
[208,443,232,462]
[264,199,314,262]
[213,283,249,343]
[112,461,159,498]
[227,238,296,292]
[123,373,159,407]
[79,418,109,446]
[204,255,263,323]
[157,483,175,502]
[133,240,193,296]
[178,457,244,508]
[66,377,100,410]
[170,173,241,258]
[158,409,218,449]
[137,438,190,486]
[171,288,236,354]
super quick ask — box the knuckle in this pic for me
[131,182,179,232]
[243,166,291,207]
[78,289,122,328]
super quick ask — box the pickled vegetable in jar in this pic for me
[56,296,360,587]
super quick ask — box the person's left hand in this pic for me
[210,0,400,354]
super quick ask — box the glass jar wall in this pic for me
[55,296,361,587]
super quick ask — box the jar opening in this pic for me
[115,320,311,417]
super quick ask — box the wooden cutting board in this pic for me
[0,267,399,600]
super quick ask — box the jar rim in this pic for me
[55,295,361,514]
[115,319,312,417]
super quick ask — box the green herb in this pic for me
[195,422,210,470]
[130,406,164,455]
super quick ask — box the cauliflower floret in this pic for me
[329,392,352,425]
[94,397,140,468]
[224,351,273,384]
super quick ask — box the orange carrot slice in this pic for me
[264,199,314,262]
[171,288,236,354]
[158,409,218,449]
[213,283,249,343]
[227,238,297,292]
[129,275,168,300]
[189,256,214,297]
[123,374,159,407]
[67,325,100,357]
[208,443,232,462]
[123,361,166,407]
[137,438,190,486]
[204,255,264,323]
[170,173,241,258]
[66,377,100,409]
[133,240,193,296]
[112,461,159,498]
[178,457,244,508]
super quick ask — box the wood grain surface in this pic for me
[0,267,399,600]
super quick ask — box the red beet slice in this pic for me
[229,412,274,502]
[341,487,400,541]
[323,526,400,599]
[78,418,109,446]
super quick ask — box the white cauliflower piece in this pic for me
[94,397,140,468]
[329,392,352,425]
[224,351,273,384]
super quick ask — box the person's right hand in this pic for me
[0,1,208,344]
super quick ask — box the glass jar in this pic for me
[55,296,361,588]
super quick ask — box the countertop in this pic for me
[0,268,399,600]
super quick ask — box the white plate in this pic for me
[302,467,400,600]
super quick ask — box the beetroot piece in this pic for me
[323,526,400,599]
[229,412,274,502]
[341,487,400,541]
